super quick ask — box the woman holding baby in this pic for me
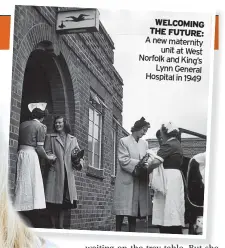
[147,122,185,234]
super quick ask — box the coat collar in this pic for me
[129,134,141,144]
[33,119,41,123]
[51,133,74,151]
[128,134,144,159]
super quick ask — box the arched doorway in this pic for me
[19,41,75,228]
[21,42,69,132]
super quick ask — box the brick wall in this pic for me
[10,5,125,231]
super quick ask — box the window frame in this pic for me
[88,91,104,170]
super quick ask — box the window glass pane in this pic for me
[89,108,94,121]
[88,135,93,151]
[88,151,93,166]
[94,154,99,168]
[94,111,100,126]
[88,121,93,136]
[94,139,99,155]
[94,124,99,140]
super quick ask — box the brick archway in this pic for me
[9,23,75,191]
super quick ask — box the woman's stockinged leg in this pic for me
[48,207,58,229]
[116,215,124,231]
[58,210,65,229]
[50,216,55,228]
[50,214,56,229]
[128,216,136,232]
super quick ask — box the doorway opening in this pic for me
[19,41,73,228]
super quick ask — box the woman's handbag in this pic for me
[71,148,84,170]
[132,153,150,180]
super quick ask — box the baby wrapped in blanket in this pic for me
[147,148,167,196]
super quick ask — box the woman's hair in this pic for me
[0,121,42,247]
[131,117,150,133]
[53,115,71,134]
[161,124,180,139]
[31,108,48,120]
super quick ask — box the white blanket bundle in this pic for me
[147,149,167,196]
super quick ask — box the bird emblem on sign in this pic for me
[65,14,94,22]
[58,14,94,29]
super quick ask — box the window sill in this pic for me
[86,165,104,180]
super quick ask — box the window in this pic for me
[112,119,118,176]
[88,90,104,169]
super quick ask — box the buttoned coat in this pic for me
[44,133,80,204]
[112,135,152,217]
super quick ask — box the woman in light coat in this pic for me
[113,117,151,232]
[44,116,84,229]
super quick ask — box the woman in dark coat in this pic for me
[44,116,84,229]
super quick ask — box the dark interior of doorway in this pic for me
[20,49,54,132]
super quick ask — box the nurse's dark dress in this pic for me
[13,119,47,211]
[152,137,185,227]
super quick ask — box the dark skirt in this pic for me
[47,170,77,211]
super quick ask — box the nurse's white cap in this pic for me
[28,102,47,112]
[164,121,179,133]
